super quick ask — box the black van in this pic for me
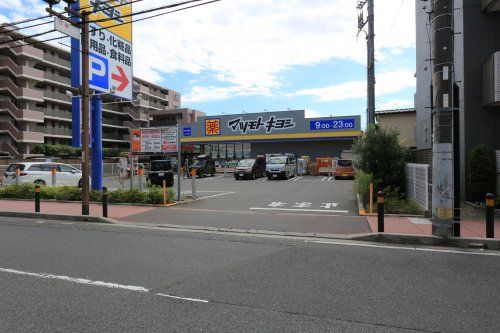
[188,155,216,178]
[234,156,266,180]
[147,160,174,187]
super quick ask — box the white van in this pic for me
[4,162,83,187]
[266,155,296,180]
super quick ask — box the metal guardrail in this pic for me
[406,163,430,210]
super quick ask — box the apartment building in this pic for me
[0,27,189,157]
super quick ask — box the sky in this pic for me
[0,0,416,125]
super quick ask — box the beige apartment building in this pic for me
[375,108,417,149]
[0,27,199,158]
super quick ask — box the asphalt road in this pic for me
[120,175,371,234]
[1,217,499,332]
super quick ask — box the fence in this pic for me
[406,163,430,211]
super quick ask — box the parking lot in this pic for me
[118,174,371,235]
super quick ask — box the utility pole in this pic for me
[357,0,375,126]
[430,0,454,237]
[46,3,91,215]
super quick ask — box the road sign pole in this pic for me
[177,125,182,202]
[91,95,103,190]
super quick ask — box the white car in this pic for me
[4,162,84,187]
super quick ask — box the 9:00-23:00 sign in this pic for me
[309,119,355,130]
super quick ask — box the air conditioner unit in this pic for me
[483,51,500,106]
[483,0,500,12]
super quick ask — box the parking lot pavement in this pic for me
[121,175,371,235]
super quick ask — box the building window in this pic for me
[174,94,180,101]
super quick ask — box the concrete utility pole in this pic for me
[357,0,376,126]
[430,0,454,237]
[47,4,91,215]
[367,0,375,126]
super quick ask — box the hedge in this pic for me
[31,144,122,158]
[0,183,175,205]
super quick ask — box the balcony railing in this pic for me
[44,90,72,104]
[0,78,44,101]
[0,36,44,60]
[0,122,44,142]
[43,53,71,69]
[43,71,71,86]
[35,126,72,136]
[44,109,72,120]
[0,57,44,79]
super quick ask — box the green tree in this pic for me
[353,124,409,193]
[468,144,495,202]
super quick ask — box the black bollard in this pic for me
[377,191,384,233]
[102,186,108,218]
[35,185,40,213]
[486,193,494,238]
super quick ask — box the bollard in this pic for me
[138,168,144,191]
[15,168,20,185]
[191,168,197,200]
[102,186,108,218]
[34,185,40,213]
[162,180,167,206]
[51,168,57,187]
[369,183,374,215]
[486,193,495,238]
[377,191,384,233]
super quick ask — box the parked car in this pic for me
[266,155,297,180]
[3,162,83,187]
[188,155,216,178]
[334,159,355,179]
[147,160,174,187]
[234,157,266,180]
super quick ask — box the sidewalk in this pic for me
[0,200,157,220]
[366,216,500,238]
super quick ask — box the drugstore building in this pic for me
[178,110,361,161]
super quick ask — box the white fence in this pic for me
[406,163,430,210]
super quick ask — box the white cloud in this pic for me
[304,109,322,118]
[378,99,414,110]
[293,70,416,102]
[1,0,416,104]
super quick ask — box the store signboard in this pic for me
[130,127,178,153]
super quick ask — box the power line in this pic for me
[380,0,406,50]
[1,0,220,51]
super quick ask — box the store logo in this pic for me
[205,119,220,136]
[228,116,295,134]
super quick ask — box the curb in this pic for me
[0,211,114,224]
[0,198,181,207]
[465,201,500,217]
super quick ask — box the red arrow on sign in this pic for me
[111,65,129,92]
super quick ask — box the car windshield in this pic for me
[150,161,171,171]
[6,164,25,172]
[337,160,353,167]
[268,156,286,164]
[192,160,206,166]
[238,159,255,167]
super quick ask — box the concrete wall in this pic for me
[250,140,354,159]
[377,112,417,148]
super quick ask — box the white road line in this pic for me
[321,177,327,182]
[0,267,149,292]
[292,176,303,182]
[250,207,349,214]
[309,240,500,257]
[327,177,332,182]
[0,267,211,303]
[156,293,209,303]
[197,192,235,200]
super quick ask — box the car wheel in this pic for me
[77,179,82,187]
[251,173,256,180]
[34,179,46,186]
[268,176,272,180]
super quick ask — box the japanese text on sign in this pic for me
[130,128,178,153]
[228,116,295,134]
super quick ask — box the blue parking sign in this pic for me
[183,127,192,137]
[89,52,109,92]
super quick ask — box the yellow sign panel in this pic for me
[205,119,221,136]
[437,208,453,220]
[80,0,132,42]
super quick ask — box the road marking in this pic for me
[197,192,234,200]
[321,177,327,182]
[292,176,303,182]
[0,267,149,292]
[327,177,332,182]
[156,293,208,303]
[309,240,500,257]
[0,267,210,303]
[250,207,349,214]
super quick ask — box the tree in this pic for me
[353,124,409,193]
[468,145,495,202]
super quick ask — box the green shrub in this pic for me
[108,188,146,203]
[353,125,409,194]
[383,187,423,215]
[103,148,121,158]
[31,144,82,157]
[0,183,36,199]
[468,145,495,202]
[354,170,372,207]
